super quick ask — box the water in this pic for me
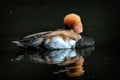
[0,0,119,80]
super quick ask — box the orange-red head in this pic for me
[64,13,83,33]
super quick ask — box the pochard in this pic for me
[12,13,95,50]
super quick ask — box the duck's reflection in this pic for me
[53,56,84,77]
[43,49,79,65]
[66,56,84,77]
[12,46,95,77]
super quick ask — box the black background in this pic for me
[0,0,120,80]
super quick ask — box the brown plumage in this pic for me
[40,30,81,43]
[44,30,80,40]
[64,13,81,28]
[63,13,83,33]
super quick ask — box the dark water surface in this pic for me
[0,0,119,80]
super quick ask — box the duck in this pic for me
[12,13,95,50]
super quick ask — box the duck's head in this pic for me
[64,13,83,33]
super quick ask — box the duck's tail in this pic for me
[12,41,24,47]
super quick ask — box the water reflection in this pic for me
[11,46,95,77]
[53,56,84,77]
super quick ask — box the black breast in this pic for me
[75,33,95,49]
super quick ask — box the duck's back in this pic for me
[12,31,52,49]
[12,30,80,50]
[40,30,80,49]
